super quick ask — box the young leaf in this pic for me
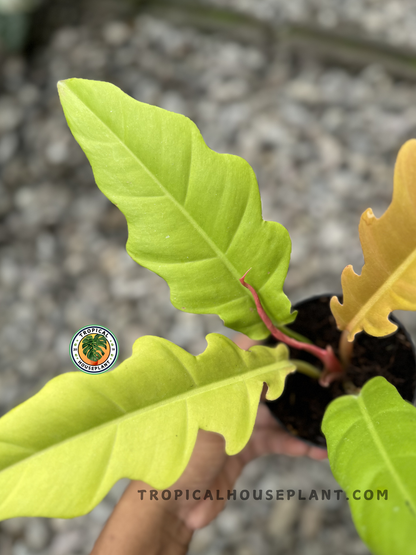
[322,376,416,555]
[57,78,295,340]
[0,335,294,520]
[331,139,416,340]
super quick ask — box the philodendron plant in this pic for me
[1,78,416,555]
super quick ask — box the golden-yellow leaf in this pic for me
[331,139,416,341]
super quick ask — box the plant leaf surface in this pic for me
[331,139,416,340]
[322,376,416,555]
[58,78,295,339]
[0,335,294,519]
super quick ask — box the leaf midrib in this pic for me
[68,84,253,301]
[347,247,416,334]
[357,395,416,516]
[0,359,294,476]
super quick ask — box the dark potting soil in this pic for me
[265,294,416,448]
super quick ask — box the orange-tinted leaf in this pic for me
[331,139,416,341]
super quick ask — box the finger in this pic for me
[184,472,233,530]
[254,402,285,428]
[233,334,261,350]
[266,429,328,459]
[250,404,308,453]
[239,427,309,465]
[307,446,328,460]
[268,430,310,457]
[176,429,227,488]
[260,382,268,402]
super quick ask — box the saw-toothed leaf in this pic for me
[0,335,294,519]
[58,78,295,340]
[331,139,416,341]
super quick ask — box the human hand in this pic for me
[135,334,327,531]
[92,334,327,555]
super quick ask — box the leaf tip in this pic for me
[329,294,345,326]
[57,78,81,100]
[57,80,74,107]
[57,80,67,95]
[361,207,376,226]
[398,137,416,158]
[329,294,341,310]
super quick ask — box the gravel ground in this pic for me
[204,0,416,49]
[1,1,416,554]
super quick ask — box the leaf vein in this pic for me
[224,195,250,254]
[92,425,119,506]
[357,395,416,516]
[72,91,248,296]
[0,360,294,475]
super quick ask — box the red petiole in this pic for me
[240,269,344,386]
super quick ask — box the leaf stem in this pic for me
[291,359,322,380]
[339,329,354,367]
[240,269,343,386]
[277,324,313,344]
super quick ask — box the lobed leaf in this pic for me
[58,78,295,340]
[331,139,416,340]
[0,335,294,519]
[322,376,416,555]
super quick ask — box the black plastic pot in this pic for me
[265,294,416,449]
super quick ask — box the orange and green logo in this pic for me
[69,326,119,374]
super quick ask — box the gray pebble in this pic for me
[48,529,84,555]
[0,133,18,164]
[102,21,131,46]
[1,517,27,537]
[12,542,32,555]
[215,508,244,535]
[24,518,50,551]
